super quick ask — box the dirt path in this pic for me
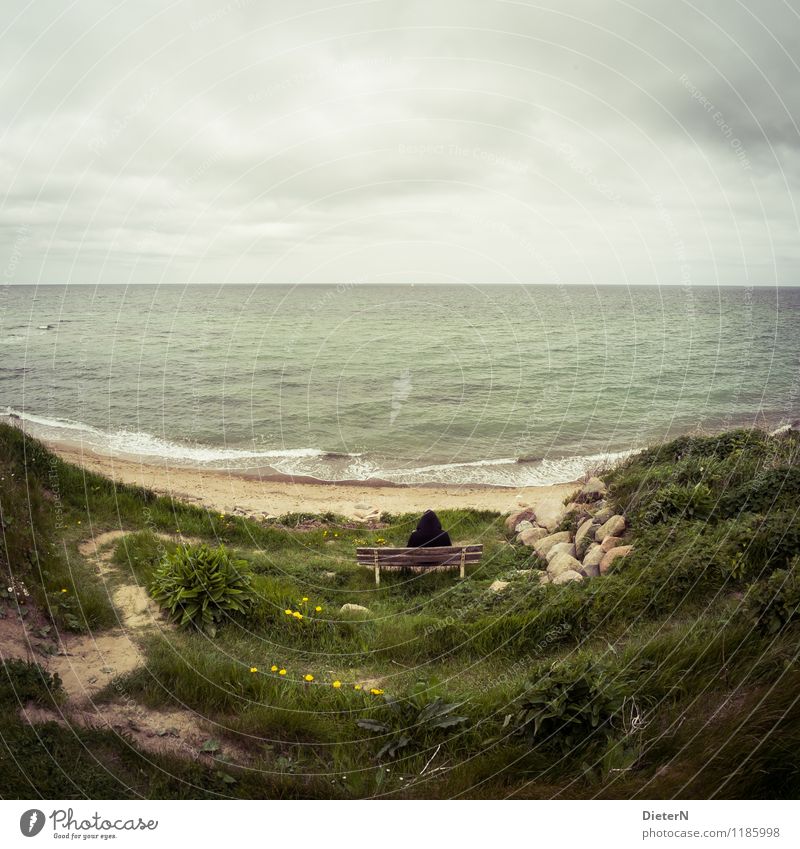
[5,530,254,765]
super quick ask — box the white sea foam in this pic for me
[4,408,636,485]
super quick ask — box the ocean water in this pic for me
[1,284,798,486]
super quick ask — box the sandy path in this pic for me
[5,531,253,764]
[48,442,579,524]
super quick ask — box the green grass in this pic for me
[2,422,800,798]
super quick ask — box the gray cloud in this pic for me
[1,0,798,285]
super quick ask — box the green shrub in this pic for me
[356,682,469,761]
[747,560,800,635]
[0,659,63,708]
[150,544,255,637]
[513,660,624,752]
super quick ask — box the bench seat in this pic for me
[356,545,483,584]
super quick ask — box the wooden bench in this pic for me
[356,545,483,585]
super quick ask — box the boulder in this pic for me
[593,505,615,524]
[518,526,549,546]
[536,570,550,585]
[581,562,601,578]
[582,544,604,569]
[547,552,584,578]
[546,541,576,562]
[601,535,624,552]
[553,569,583,585]
[519,526,549,546]
[533,531,572,558]
[339,603,370,615]
[489,580,510,593]
[599,545,633,574]
[515,519,536,535]
[505,509,536,532]
[575,518,596,545]
[576,476,607,503]
[595,514,626,542]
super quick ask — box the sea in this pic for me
[1,284,798,487]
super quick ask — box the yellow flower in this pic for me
[271,665,278,672]
[249,666,258,673]
[77,520,81,525]
[284,609,293,615]
[315,606,322,612]
[332,680,342,688]
[304,674,314,682]
[354,684,362,690]
[334,533,339,537]
[61,588,68,593]
[370,688,384,695]
[279,669,287,675]
[219,514,225,519]
[302,597,309,602]
[293,611,303,619]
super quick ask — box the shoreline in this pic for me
[46,440,580,524]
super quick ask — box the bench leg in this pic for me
[459,551,466,580]
[374,562,380,586]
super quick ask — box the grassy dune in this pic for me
[1,422,799,799]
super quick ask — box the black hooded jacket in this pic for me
[407,510,452,548]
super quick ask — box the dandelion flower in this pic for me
[315,605,322,612]
[293,611,303,619]
[279,669,287,675]
[354,684,362,691]
[332,680,342,688]
[284,609,293,615]
[249,667,258,673]
[304,674,314,682]
[61,588,68,593]
[302,596,308,602]
[271,665,278,672]
[370,688,384,695]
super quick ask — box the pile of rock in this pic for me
[505,477,633,585]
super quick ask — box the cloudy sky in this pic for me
[1,0,799,285]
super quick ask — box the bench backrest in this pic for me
[356,545,483,568]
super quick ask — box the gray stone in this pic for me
[536,570,550,585]
[514,519,535,534]
[600,545,633,574]
[546,541,576,562]
[533,531,572,558]
[582,544,604,568]
[553,569,584,585]
[575,518,596,545]
[593,505,615,524]
[339,603,370,615]
[581,562,601,578]
[601,535,624,552]
[547,552,584,578]
[595,514,626,542]
[577,476,607,503]
[505,509,536,532]
[519,526,549,546]
[489,580,510,593]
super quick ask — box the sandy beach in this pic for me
[48,441,580,526]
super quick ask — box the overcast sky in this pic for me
[1,0,799,285]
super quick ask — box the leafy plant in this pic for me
[747,559,800,635]
[0,659,63,708]
[357,683,469,760]
[513,660,623,752]
[149,544,255,637]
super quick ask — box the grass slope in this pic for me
[1,422,799,798]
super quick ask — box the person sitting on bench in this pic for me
[407,510,452,548]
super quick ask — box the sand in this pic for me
[48,441,580,526]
